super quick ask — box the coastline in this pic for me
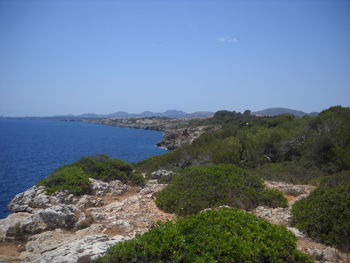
[81,117,219,150]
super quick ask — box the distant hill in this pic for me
[59,110,214,119]
[252,107,318,117]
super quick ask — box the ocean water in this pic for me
[0,119,167,218]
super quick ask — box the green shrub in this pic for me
[156,164,287,216]
[318,170,350,187]
[253,162,324,184]
[128,172,146,187]
[37,155,143,195]
[291,181,350,252]
[94,208,313,263]
[75,155,133,182]
[37,166,92,195]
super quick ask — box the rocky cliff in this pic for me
[0,179,174,262]
[86,117,219,150]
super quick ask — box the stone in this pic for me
[322,247,340,262]
[8,186,50,213]
[150,169,174,180]
[287,227,305,238]
[7,186,75,213]
[264,181,315,198]
[251,206,291,225]
[22,233,130,263]
[90,178,128,196]
[0,212,31,241]
[306,246,340,262]
[21,205,81,234]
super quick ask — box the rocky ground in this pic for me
[1,176,348,263]
[252,181,349,263]
[0,179,174,263]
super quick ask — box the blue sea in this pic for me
[0,119,167,218]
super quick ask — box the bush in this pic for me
[156,164,287,216]
[318,170,350,187]
[128,172,146,187]
[291,181,350,252]
[253,162,324,184]
[37,155,143,195]
[94,208,312,263]
[75,155,133,182]
[37,165,92,195]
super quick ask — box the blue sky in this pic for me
[0,0,349,116]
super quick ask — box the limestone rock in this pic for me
[287,227,305,238]
[264,181,315,197]
[21,205,81,234]
[251,206,291,225]
[150,169,174,180]
[8,186,50,213]
[76,195,104,209]
[306,247,340,263]
[0,212,31,242]
[90,178,128,196]
[8,186,74,213]
[23,231,129,263]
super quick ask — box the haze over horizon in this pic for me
[1,0,349,117]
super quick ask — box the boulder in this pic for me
[21,205,81,234]
[8,186,74,213]
[22,231,130,263]
[8,186,50,212]
[90,178,128,196]
[251,206,291,225]
[306,247,340,263]
[0,212,31,241]
[150,169,174,180]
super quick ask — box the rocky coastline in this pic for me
[0,178,174,262]
[84,117,219,150]
[1,176,347,263]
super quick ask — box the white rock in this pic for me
[150,169,174,179]
[23,233,129,263]
[0,212,31,241]
[287,227,305,238]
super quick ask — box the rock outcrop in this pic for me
[156,127,212,150]
[150,169,175,180]
[22,231,129,263]
[0,179,174,262]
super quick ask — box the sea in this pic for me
[0,119,168,218]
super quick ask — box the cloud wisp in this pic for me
[217,36,239,43]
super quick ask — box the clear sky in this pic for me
[1,0,349,116]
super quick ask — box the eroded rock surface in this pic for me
[0,180,174,262]
[156,127,211,150]
[150,169,175,180]
[22,231,129,263]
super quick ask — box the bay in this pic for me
[0,119,167,218]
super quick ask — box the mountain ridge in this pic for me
[58,110,214,119]
[252,107,318,117]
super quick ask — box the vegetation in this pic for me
[74,155,133,182]
[137,106,350,185]
[253,162,324,185]
[94,208,313,263]
[37,166,92,195]
[37,155,145,195]
[291,171,350,252]
[156,164,287,216]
